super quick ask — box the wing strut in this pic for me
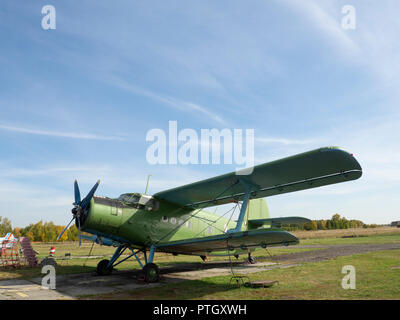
[227,178,258,234]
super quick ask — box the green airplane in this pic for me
[57,146,362,282]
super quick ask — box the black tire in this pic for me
[97,259,112,276]
[40,257,57,267]
[143,263,160,283]
[248,256,256,264]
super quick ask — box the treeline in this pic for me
[0,214,381,242]
[283,214,379,231]
[0,217,79,242]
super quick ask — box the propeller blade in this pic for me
[80,180,100,210]
[74,180,81,205]
[57,217,74,240]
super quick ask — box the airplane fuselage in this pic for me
[81,196,239,250]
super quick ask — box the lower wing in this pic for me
[153,228,298,256]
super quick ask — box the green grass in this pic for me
[0,245,319,281]
[2,232,400,300]
[87,249,400,300]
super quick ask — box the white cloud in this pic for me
[105,76,228,126]
[255,136,316,145]
[283,0,400,87]
[283,0,360,55]
[0,124,125,141]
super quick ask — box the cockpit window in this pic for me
[118,193,159,211]
[118,193,141,205]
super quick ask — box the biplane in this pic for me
[57,147,362,282]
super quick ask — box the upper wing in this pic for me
[153,147,362,209]
[154,228,298,255]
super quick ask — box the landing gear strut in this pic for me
[96,245,160,282]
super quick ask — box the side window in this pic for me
[162,216,168,222]
[145,199,160,212]
[170,217,177,225]
[187,221,192,229]
[207,226,213,234]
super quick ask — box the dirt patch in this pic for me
[292,227,400,240]
[270,243,400,263]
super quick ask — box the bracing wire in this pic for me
[154,180,240,245]
[83,241,95,267]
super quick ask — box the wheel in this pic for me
[143,263,160,283]
[248,255,256,264]
[97,259,113,276]
[234,254,239,260]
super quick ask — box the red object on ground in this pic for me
[19,237,38,267]
[0,239,21,269]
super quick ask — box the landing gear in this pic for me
[97,259,113,275]
[143,263,160,283]
[97,244,161,282]
[248,253,256,264]
[200,255,207,262]
[234,254,239,260]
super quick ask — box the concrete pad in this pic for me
[0,278,72,300]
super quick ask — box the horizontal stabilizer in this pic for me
[249,217,311,228]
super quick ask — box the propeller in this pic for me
[57,180,100,247]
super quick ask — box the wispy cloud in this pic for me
[283,0,400,87]
[255,136,316,145]
[283,0,360,56]
[106,76,228,126]
[0,124,126,141]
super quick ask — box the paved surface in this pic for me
[1,242,399,300]
[0,279,71,300]
[0,261,294,299]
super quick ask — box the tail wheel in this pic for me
[143,263,160,283]
[248,253,256,264]
[97,259,113,276]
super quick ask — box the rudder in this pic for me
[245,198,270,229]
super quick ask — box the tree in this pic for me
[0,217,12,235]
[310,221,318,230]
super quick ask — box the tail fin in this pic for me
[245,198,270,229]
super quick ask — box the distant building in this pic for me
[390,221,400,228]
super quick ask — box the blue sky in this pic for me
[0,0,399,227]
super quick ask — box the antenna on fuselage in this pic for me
[144,174,152,194]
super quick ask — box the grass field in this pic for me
[1,227,400,300]
[88,249,400,300]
